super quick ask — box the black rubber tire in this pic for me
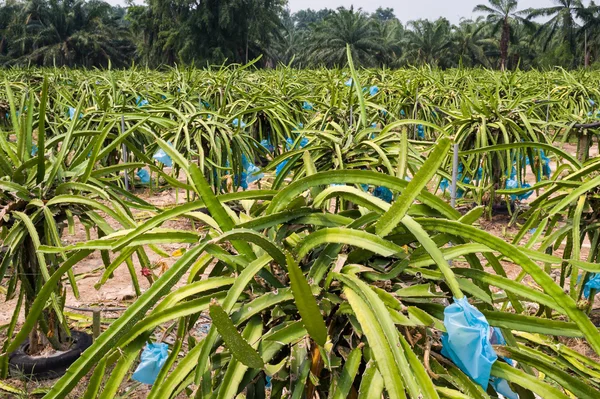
[9,330,93,380]
[491,202,517,215]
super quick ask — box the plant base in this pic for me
[8,330,92,380]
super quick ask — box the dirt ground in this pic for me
[0,139,599,397]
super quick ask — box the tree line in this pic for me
[0,0,599,69]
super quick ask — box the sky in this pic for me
[286,0,553,23]
[104,0,558,24]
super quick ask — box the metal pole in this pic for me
[448,143,459,268]
[413,87,419,137]
[451,144,459,209]
[121,115,129,191]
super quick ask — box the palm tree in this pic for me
[0,0,20,60]
[473,0,522,70]
[452,18,491,68]
[307,7,382,67]
[575,1,600,66]
[9,0,133,67]
[125,0,181,66]
[523,0,587,66]
[267,9,306,66]
[507,20,539,68]
[372,17,403,66]
[402,19,453,67]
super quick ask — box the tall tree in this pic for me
[578,1,600,66]
[473,0,521,70]
[268,9,306,66]
[294,8,333,31]
[128,0,284,67]
[0,0,20,60]
[372,16,403,66]
[403,18,453,67]
[9,0,133,67]
[524,0,587,66]
[373,7,395,22]
[307,7,382,67]
[452,18,491,67]
[507,19,539,68]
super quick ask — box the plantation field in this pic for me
[1,62,600,399]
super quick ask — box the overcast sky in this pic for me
[105,0,569,24]
[286,0,556,23]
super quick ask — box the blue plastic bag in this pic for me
[440,165,476,199]
[369,86,379,96]
[589,99,596,107]
[136,97,149,107]
[302,101,313,111]
[345,78,353,87]
[487,327,519,398]
[523,151,551,180]
[456,177,470,198]
[132,343,169,385]
[153,149,172,167]
[153,143,173,167]
[235,155,263,190]
[490,377,519,399]
[540,151,551,179]
[260,139,274,153]
[489,327,513,366]
[369,123,378,138]
[440,178,468,199]
[232,118,246,129]
[275,160,289,177]
[137,169,150,184]
[246,164,264,184]
[285,137,309,150]
[440,179,449,193]
[441,297,497,389]
[277,137,308,177]
[584,274,600,298]
[373,186,393,203]
[505,179,533,201]
[242,155,263,184]
[400,109,406,116]
[474,166,483,181]
[417,124,425,139]
[31,144,38,157]
[68,107,83,120]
